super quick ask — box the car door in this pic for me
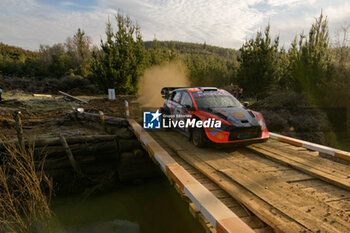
[172,91,183,118]
[164,91,178,114]
[179,91,194,133]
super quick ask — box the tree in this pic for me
[237,24,279,99]
[288,13,332,95]
[146,38,179,66]
[91,13,146,94]
[66,28,92,76]
[38,43,72,77]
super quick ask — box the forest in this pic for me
[0,12,349,147]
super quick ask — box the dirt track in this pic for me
[0,93,140,138]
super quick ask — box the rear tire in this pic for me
[192,128,205,147]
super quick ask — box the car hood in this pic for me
[206,107,260,127]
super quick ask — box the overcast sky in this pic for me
[1,0,349,51]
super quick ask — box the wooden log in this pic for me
[24,118,65,126]
[60,135,82,175]
[38,155,96,170]
[42,135,118,146]
[0,99,20,104]
[0,135,119,149]
[33,94,53,98]
[69,111,129,127]
[58,91,88,103]
[34,141,119,161]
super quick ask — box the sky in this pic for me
[1,0,350,51]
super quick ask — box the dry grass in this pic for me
[0,140,53,233]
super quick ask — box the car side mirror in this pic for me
[243,101,249,107]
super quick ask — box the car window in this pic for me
[180,92,193,107]
[173,92,182,103]
[193,92,242,109]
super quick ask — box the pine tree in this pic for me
[237,24,279,99]
[288,13,333,95]
[90,13,146,94]
[66,28,92,76]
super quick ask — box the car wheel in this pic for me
[192,128,205,147]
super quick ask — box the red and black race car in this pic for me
[160,87,269,147]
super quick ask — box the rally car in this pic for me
[160,87,269,147]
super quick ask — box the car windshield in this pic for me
[193,93,242,109]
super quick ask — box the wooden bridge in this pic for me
[128,119,350,233]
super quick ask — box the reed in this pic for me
[0,140,53,233]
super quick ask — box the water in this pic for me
[50,177,205,233]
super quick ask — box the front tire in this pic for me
[192,128,205,147]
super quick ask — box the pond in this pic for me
[50,176,205,233]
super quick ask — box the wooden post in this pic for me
[59,134,82,176]
[13,111,25,151]
[124,100,129,118]
[99,110,107,132]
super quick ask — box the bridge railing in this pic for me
[269,132,350,162]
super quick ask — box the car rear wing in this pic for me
[161,87,185,99]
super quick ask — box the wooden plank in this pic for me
[33,94,53,98]
[254,142,347,176]
[219,198,240,208]
[155,130,350,233]
[229,206,249,218]
[218,168,349,233]
[150,131,275,233]
[250,144,350,191]
[202,182,222,192]
[178,150,306,233]
[191,146,350,233]
[222,161,348,231]
[191,144,350,232]
[189,202,200,218]
[59,91,88,103]
[224,149,312,183]
[211,190,230,199]
[240,216,266,229]
[152,132,306,233]
[254,227,274,233]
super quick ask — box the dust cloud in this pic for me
[137,62,190,108]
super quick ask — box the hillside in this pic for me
[0,43,38,59]
[144,40,238,59]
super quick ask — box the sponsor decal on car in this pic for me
[232,112,246,119]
